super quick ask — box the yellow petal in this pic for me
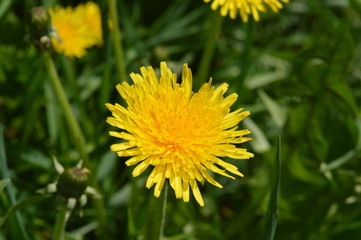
[154,172,166,197]
[199,168,223,188]
[190,179,204,206]
[110,142,134,151]
[117,148,141,157]
[182,181,190,202]
[132,161,150,177]
[125,155,148,166]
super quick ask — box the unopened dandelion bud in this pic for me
[57,167,90,199]
[31,7,48,25]
[30,7,49,37]
[27,7,51,51]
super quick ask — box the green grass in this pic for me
[1,0,361,239]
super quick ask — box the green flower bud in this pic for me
[27,7,51,51]
[57,167,90,199]
[31,7,48,25]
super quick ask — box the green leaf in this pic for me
[258,89,288,129]
[263,135,281,240]
[0,195,51,227]
[320,119,361,172]
[246,71,288,89]
[294,15,354,97]
[327,80,358,117]
[0,124,29,239]
[289,153,327,187]
[325,27,354,85]
[0,178,9,192]
[0,0,11,20]
[96,151,117,181]
[68,221,98,239]
[0,124,9,179]
[108,183,131,207]
[287,103,311,137]
[78,74,102,101]
[243,118,271,153]
[308,115,329,161]
[19,148,52,170]
[320,150,355,173]
[350,0,361,16]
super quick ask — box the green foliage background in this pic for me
[1,0,361,239]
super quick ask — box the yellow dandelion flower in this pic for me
[49,2,102,58]
[75,2,103,46]
[204,0,289,22]
[106,62,254,206]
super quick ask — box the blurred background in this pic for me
[0,0,361,239]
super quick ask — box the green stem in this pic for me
[195,12,223,90]
[99,38,112,109]
[209,189,222,240]
[90,177,109,239]
[108,0,127,83]
[53,200,68,240]
[239,20,253,81]
[43,53,88,163]
[159,184,168,240]
[234,20,254,105]
[43,53,109,240]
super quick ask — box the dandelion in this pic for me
[48,2,102,58]
[75,2,103,46]
[106,62,253,206]
[204,0,289,22]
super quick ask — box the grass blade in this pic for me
[0,124,29,239]
[0,178,9,192]
[263,135,281,240]
[0,195,51,227]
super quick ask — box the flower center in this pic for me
[141,97,220,158]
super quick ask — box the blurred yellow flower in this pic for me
[49,2,102,58]
[106,62,253,206]
[76,2,103,46]
[204,0,289,22]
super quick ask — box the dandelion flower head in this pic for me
[106,62,253,206]
[49,2,102,58]
[204,0,289,22]
[75,2,103,45]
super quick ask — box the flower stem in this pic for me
[43,53,88,163]
[108,0,127,83]
[43,53,109,239]
[195,12,223,90]
[235,20,254,103]
[53,200,68,240]
[159,183,168,240]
